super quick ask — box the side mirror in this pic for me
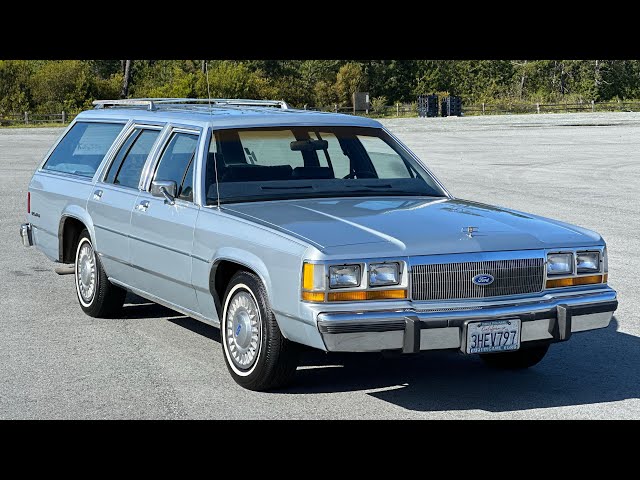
[151,180,177,205]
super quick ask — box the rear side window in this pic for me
[153,132,199,202]
[43,122,124,178]
[105,128,160,189]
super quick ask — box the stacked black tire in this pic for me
[441,96,462,117]
[418,94,439,117]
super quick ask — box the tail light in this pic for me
[27,192,30,214]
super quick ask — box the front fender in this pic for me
[211,247,273,301]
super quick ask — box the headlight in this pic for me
[329,264,361,288]
[369,262,400,287]
[547,253,573,276]
[577,251,600,273]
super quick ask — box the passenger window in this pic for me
[153,132,199,202]
[357,135,413,178]
[106,128,160,189]
[43,122,125,178]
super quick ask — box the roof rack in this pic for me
[92,98,290,111]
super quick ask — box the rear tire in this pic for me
[74,229,126,317]
[221,271,299,391]
[480,344,550,370]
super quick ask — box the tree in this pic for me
[121,60,132,98]
[334,62,367,106]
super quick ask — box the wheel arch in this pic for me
[58,207,96,263]
[208,249,273,318]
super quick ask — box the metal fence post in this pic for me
[536,103,540,114]
[482,103,485,115]
[24,112,29,124]
[591,100,595,112]
[62,111,67,123]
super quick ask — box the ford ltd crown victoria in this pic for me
[20,98,618,390]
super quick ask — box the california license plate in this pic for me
[466,319,521,354]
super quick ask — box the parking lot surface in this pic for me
[1,112,638,419]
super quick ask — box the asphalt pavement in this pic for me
[1,112,638,419]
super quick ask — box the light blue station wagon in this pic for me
[20,98,618,390]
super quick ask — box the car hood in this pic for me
[223,197,603,256]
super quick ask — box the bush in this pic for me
[370,96,388,113]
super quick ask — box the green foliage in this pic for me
[370,96,388,113]
[29,60,121,113]
[3,59,640,117]
[335,63,367,106]
[0,60,31,115]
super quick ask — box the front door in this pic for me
[88,126,162,281]
[128,129,201,312]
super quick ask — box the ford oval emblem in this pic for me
[472,274,494,286]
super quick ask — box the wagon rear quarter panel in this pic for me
[29,172,94,261]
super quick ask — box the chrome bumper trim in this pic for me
[20,223,33,247]
[317,288,617,352]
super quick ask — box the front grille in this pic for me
[411,258,544,301]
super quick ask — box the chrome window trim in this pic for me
[140,124,203,195]
[95,122,166,191]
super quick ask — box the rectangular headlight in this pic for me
[329,264,361,288]
[577,251,600,273]
[547,253,573,276]
[369,262,400,287]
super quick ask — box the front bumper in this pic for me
[317,287,618,352]
[20,223,33,247]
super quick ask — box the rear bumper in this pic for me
[317,288,618,352]
[20,223,33,247]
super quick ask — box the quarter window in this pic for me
[105,128,160,189]
[43,122,125,178]
[153,132,199,202]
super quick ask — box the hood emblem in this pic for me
[462,226,479,238]
[473,274,494,286]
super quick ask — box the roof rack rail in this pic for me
[92,98,290,111]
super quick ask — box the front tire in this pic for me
[74,229,126,317]
[221,271,299,391]
[480,344,550,370]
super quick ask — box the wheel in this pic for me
[221,271,299,391]
[480,344,550,370]
[74,229,126,317]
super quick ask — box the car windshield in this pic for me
[204,126,446,205]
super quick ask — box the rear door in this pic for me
[88,124,163,281]
[128,127,202,312]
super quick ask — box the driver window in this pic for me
[153,131,199,202]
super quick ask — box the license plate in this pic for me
[466,319,521,354]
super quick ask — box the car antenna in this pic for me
[205,60,221,209]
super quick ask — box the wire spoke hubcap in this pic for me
[77,242,96,303]
[226,291,261,371]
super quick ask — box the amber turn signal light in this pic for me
[546,274,605,289]
[327,289,407,302]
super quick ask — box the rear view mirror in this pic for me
[290,139,329,152]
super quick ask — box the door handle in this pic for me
[93,189,103,200]
[136,200,150,212]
